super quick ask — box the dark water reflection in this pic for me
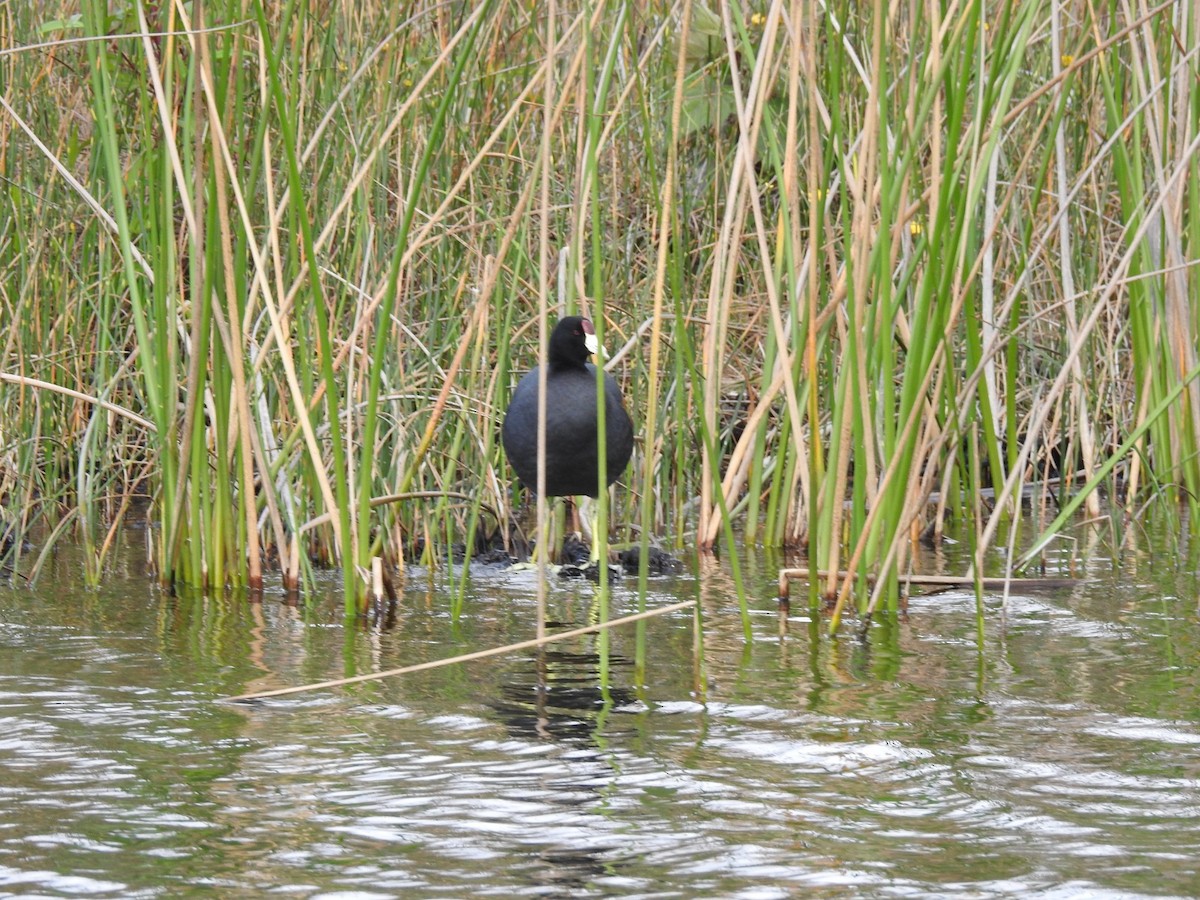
[2,534,1200,898]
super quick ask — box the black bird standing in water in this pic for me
[502,316,634,564]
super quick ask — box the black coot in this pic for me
[502,316,634,499]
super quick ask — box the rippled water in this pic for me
[3,534,1200,898]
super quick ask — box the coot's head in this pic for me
[549,316,599,369]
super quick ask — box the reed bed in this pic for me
[1,0,1197,624]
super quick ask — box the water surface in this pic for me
[2,536,1200,898]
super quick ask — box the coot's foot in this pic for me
[618,545,685,575]
[560,533,591,566]
[558,561,622,582]
[475,546,514,566]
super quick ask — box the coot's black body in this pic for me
[502,316,634,498]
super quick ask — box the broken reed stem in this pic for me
[777,567,1083,598]
[225,598,697,703]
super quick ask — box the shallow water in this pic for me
[3,534,1200,898]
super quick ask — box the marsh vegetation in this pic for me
[2,0,1198,622]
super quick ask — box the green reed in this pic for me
[1,1,1198,633]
